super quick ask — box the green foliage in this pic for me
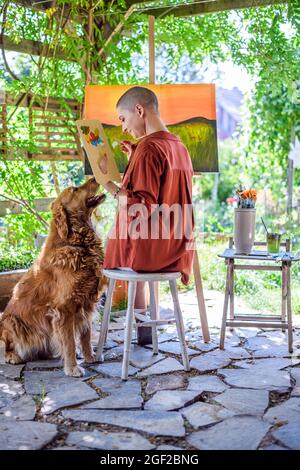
[154,12,230,66]
[0,245,38,271]
[0,157,51,248]
[203,202,234,234]
[1,212,49,248]
[0,0,299,252]
[155,3,300,196]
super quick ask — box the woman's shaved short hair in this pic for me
[116,86,158,113]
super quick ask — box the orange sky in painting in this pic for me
[84,84,216,125]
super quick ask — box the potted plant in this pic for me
[234,186,257,254]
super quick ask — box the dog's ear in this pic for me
[51,202,69,239]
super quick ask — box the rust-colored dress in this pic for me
[103,131,195,285]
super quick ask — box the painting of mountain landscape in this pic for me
[84,84,218,173]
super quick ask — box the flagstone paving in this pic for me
[187,374,229,393]
[291,369,300,396]
[137,357,185,377]
[41,381,99,415]
[190,350,231,372]
[263,397,300,424]
[271,421,300,450]
[0,395,36,421]
[62,409,186,437]
[187,416,271,450]
[146,341,200,356]
[145,374,186,395]
[182,401,233,427]
[144,390,201,411]
[0,364,25,380]
[65,430,155,450]
[213,388,269,416]
[0,293,300,450]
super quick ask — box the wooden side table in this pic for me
[218,238,299,353]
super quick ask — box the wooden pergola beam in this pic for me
[12,0,54,11]
[0,35,75,62]
[12,0,289,20]
[7,1,289,62]
[12,0,73,19]
[127,0,288,18]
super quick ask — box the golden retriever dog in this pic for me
[0,177,107,377]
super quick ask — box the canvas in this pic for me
[84,84,218,173]
[76,119,121,184]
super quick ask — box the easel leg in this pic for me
[229,260,234,329]
[220,261,231,349]
[286,263,293,353]
[169,280,190,371]
[193,249,210,343]
[154,281,160,319]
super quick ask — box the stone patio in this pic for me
[1,289,300,451]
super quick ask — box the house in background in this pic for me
[216,86,243,141]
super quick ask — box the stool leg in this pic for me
[193,250,210,343]
[169,280,190,371]
[286,264,293,353]
[122,281,137,381]
[220,262,230,350]
[149,281,159,354]
[96,278,115,362]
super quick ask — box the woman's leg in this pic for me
[116,269,151,344]
[134,282,152,345]
[134,282,147,310]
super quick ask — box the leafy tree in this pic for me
[0,0,299,249]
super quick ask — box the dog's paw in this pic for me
[64,365,85,377]
[5,351,23,365]
[83,354,96,364]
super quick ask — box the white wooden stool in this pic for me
[96,269,190,380]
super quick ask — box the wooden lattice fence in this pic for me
[0,94,82,161]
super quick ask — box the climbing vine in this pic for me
[0,0,299,248]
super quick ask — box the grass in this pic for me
[33,383,46,408]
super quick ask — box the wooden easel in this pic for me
[148,16,210,343]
